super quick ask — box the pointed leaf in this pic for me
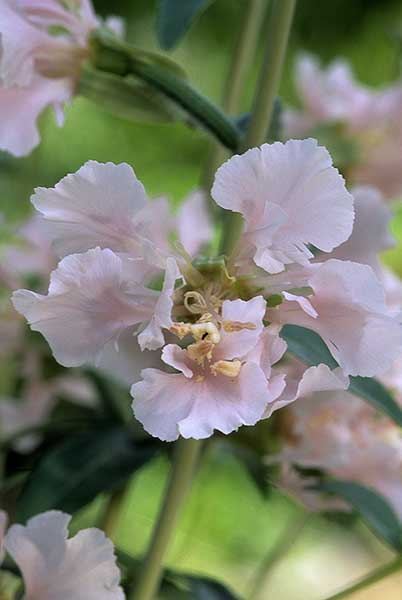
[157,0,212,50]
[315,479,402,551]
[16,427,160,521]
[281,325,402,426]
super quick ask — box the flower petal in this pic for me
[176,190,213,257]
[4,510,124,599]
[0,77,71,157]
[31,161,149,257]
[12,248,157,367]
[272,259,402,376]
[212,139,354,273]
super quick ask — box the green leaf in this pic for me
[16,427,160,521]
[89,29,241,152]
[162,575,240,600]
[157,0,212,50]
[315,480,402,551]
[189,576,240,599]
[281,325,402,426]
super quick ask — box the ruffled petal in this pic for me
[12,248,157,367]
[31,161,149,257]
[0,77,71,156]
[4,511,124,599]
[212,139,354,273]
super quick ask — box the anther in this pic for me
[210,359,242,378]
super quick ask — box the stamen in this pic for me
[210,359,242,378]
[191,322,220,344]
[187,340,214,365]
[184,291,208,314]
[170,322,192,339]
[222,320,257,332]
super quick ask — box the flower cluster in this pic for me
[12,139,402,441]
[0,509,124,599]
[277,371,402,518]
[0,0,122,156]
[284,54,402,200]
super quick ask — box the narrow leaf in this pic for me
[16,427,160,521]
[157,0,212,50]
[316,480,402,551]
[281,325,402,426]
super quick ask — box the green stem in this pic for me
[89,29,240,152]
[202,0,267,193]
[322,556,402,600]
[220,0,296,256]
[248,512,309,600]
[100,486,127,541]
[129,439,203,600]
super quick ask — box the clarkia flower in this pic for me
[0,0,122,156]
[276,373,402,518]
[0,510,124,599]
[12,141,402,441]
[211,138,354,274]
[132,297,287,440]
[284,54,402,200]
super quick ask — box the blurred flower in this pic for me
[0,0,123,156]
[284,54,402,200]
[277,376,402,518]
[1,510,124,599]
[12,143,402,440]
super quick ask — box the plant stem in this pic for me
[220,0,296,256]
[203,0,266,193]
[100,486,127,541]
[248,512,309,600]
[129,439,202,600]
[321,556,402,600]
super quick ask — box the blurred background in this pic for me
[1,1,402,598]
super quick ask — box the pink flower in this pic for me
[285,54,402,200]
[211,139,354,274]
[131,297,286,440]
[31,161,212,274]
[269,259,402,377]
[2,510,124,599]
[325,186,394,273]
[0,0,120,156]
[277,372,402,518]
[12,248,180,366]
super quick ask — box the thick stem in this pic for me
[322,556,402,600]
[100,486,127,541]
[220,0,296,256]
[129,439,202,600]
[203,0,266,193]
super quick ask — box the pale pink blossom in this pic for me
[269,259,402,376]
[285,54,402,199]
[0,1,122,156]
[277,377,402,518]
[12,248,180,366]
[31,161,212,274]
[326,186,394,273]
[131,297,287,441]
[211,139,354,273]
[176,190,213,257]
[3,510,124,599]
